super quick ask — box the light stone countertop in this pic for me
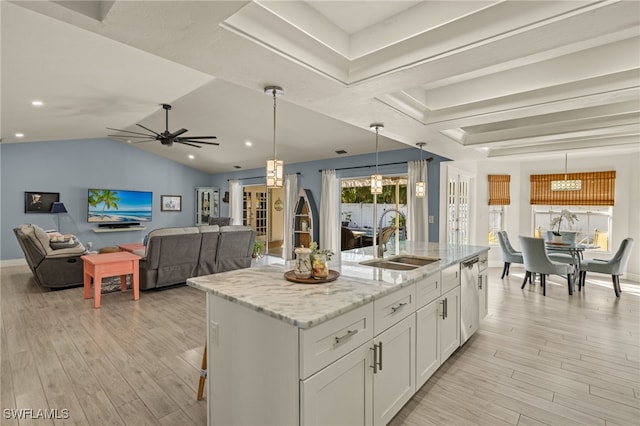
[187,241,489,329]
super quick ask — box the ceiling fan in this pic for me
[108,104,218,148]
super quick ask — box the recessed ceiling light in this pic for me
[126,140,132,144]
[244,141,252,147]
[335,150,347,155]
[31,100,43,107]
[188,154,195,160]
[15,133,24,138]
[234,165,242,169]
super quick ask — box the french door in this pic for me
[446,169,473,245]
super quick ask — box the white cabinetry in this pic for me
[479,252,488,319]
[301,343,372,426]
[373,314,416,426]
[440,286,461,361]
[416,298,440,388]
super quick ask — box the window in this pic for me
[488,174,510,245]
[488,205,504,246]
[532,205,612,252]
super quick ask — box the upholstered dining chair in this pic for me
[519,236,575,296]
[578,238,634,297]
[497,231,523,279]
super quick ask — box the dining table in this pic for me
[545,241,599,278]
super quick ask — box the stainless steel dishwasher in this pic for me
[460,256,480,344]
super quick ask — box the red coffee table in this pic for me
[82,251,140,308]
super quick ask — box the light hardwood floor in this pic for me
[1,265,638,425]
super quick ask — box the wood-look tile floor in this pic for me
[1,265,638,425]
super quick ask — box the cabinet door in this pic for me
[440,287,460,362]
[416,300,440,389]
[373,314,416,426]
[301,343,372,426]
[479,271,488,319]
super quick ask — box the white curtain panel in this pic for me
[283,174,298,260]
[320,170,340,255]
[407,160,429,242]
[228,180,243,225]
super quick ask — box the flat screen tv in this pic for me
[87,189,152,223]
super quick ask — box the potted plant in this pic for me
[341,211,352,227]
[252,240,265,259]
[549,209,578,241]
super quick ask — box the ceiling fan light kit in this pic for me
[108,104,218,148]
[265,86,284,188]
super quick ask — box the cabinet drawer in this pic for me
[299,303,374,379]
[441,263,460,294]
[416,272,440,309]
[374,285,416,336]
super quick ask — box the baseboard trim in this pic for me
[0,258,27,268]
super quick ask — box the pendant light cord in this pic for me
[375,126,379,174]
[272,88,277,160]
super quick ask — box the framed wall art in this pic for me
[24,191,60,213]
[161,195,182,212]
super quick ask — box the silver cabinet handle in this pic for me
[334,329,358,345]
[391,302,407,313]
[370,342,383,373]
[478,274,483,290]
[370,344,378,373]
[440,299,446,319]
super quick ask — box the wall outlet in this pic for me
[428,215,434,224]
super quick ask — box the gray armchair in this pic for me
[497,231,523,279]
[13,224,86,288]
[578,238,634,297]
[519,236,574,296]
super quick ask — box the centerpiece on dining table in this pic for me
[285,242,339,284]
[549,209,579,243]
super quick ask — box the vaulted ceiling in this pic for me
[2,0,639,173]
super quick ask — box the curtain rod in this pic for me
[318,157,433,173]
[227,172,300,182]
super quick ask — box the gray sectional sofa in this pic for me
[134,225,256,290]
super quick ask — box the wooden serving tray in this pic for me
[284,270,340,284]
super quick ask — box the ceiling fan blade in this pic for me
[181,136,217,139]
[176,141,202,148]
[106,127,155,137]
[136,123,161,136]
[132,139,157,143]
[169,128,188,138]
[181,139,220,146]
[108,134,156,139]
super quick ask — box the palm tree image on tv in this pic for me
[88,189,152,223]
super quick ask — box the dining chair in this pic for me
[497,231,523,279]
[341,227,360,251]
[519,236,575,296]
[578,238,634,297]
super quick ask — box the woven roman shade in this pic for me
[488,175,510,205]
[530,171,616,206]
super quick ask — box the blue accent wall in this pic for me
[1,140,447,260]
[0,138,212,260]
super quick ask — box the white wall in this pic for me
[453,151,639,281]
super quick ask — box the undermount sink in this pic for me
[359,255,440,271]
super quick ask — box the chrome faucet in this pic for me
[377,209,406,258]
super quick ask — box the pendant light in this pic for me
[551,153,582,191]
[265,86,284,188]
[370,123,384,195]
[415,142,426,198]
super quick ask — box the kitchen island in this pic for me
[188,241,489,426]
